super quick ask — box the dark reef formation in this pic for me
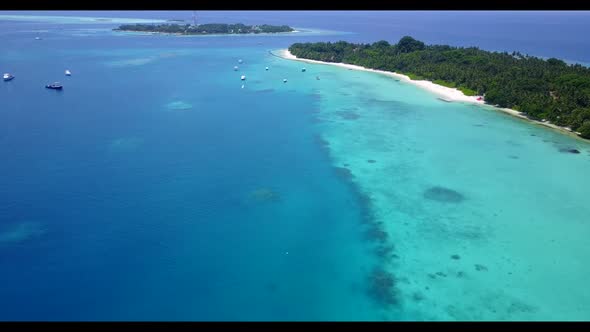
[375,244,395,259]
[309,129,402,312]
[313,135,330,147]
[423,186,465,203]
[559,147,581,154]
[475,264,488,272]
[367,268,399,307]
[364,224,388,243]
[333,166,353,180]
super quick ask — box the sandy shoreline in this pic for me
[278,49,583,139]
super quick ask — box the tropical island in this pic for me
[288,37,590,139]
[115,23,294,35]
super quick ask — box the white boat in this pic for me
[283,78,287,83]
[238,59,243,64]
[3,73,14,81]
[45,82,63,90]
[35,36,41,40]
[65,70,71,76]
[265,67,269,71]
[302,68,306,72]
[234,66,239,71]
[241,75,246,81]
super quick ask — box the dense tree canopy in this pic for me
[116,23,294,35]
[289,37,590,139]
[397,36,426,53]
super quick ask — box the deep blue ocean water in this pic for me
[0,16,381,320]
[1,11,590,321]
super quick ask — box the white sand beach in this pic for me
[278,49,582,139]
[280,49,484,104]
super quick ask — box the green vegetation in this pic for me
[433,79,456,88]
[289,37,590,138]
[579,122,590,138]
[115,23,294,35]
[406,73,424,80]
[460,87,478,96]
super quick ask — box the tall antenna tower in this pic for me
[192,11,197,26]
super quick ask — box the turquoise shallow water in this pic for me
[1,14,590,321]
[293,61,590,320]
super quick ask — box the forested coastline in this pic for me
[115,23,294,35]
[289,37,590,138]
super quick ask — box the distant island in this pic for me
[115,23,295,35]
[288,37,590,139]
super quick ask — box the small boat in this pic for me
[283,79,287,83]
[35,36,41,40]
[234,66,238,71]
[316,76,320,80]
[241,75,246,81]
[45,82,63,90]
[3,73,14,81]
[238,59,243,64]
[265,67,269,71]
[301,68,306,72]
[65,70,71,76]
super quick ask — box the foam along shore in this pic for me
[278,49,583,139]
